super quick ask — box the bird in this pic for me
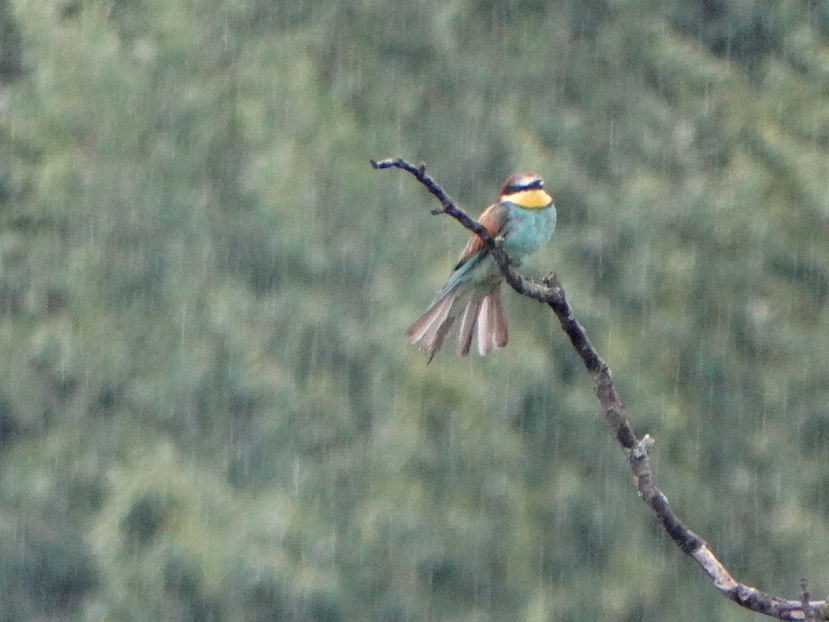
[406,172,556,361]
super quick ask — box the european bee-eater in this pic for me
[406,172,556,361]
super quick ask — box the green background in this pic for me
[0,0,827,619]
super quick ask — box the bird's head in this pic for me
[499,172,553,208]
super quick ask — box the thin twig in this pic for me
[372,156,828,621]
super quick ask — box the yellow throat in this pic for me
[502,188,553,209]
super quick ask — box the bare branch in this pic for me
[373,157,828,621]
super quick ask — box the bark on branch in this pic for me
[371,156,828,621]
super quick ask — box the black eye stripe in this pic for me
[507,179,543,193]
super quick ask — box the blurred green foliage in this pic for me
[0,0,827,619]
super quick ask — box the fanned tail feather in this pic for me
[490,288,508,348]
[407,283,508,361]
[477,294,492,356]
[405,285,463,362]
[458,296,482,357]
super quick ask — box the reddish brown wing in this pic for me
[458,202,508,263]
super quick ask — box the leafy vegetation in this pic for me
[0,0,827,619]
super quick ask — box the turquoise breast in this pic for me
[502,203,557,259]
